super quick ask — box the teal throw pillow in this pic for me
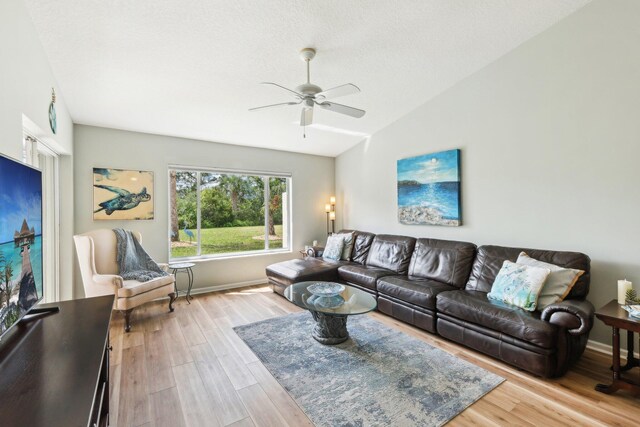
[323,234,345,261]
[487,260,551,311]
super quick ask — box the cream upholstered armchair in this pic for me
[74,229,176,332]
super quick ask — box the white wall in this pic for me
[0,0,75,300]
[336,0,640,346]
[73,125,334,297]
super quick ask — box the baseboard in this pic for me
[187,279,268,296]
[156,278,269,303]
[587,339,639,359]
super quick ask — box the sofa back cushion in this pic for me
[366,234,416,274]
[340,230,376,265]
[466,245,590,300]
[408,238,476,287]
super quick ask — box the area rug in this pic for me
[233,312,504,426]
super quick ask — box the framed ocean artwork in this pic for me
[397,149,461,226]
[93,168,154,220]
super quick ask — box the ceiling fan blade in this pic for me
[315,83,360,101]
[316,101,366,118]
[249,101,301,112]
[260,82,302,98]
[300,107,313,126]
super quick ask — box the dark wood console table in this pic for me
[595,299,640,395]
[0,295,114,426]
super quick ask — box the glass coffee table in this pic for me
[285,281,377,345]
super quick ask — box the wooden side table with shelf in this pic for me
[300,246,325,258]
[594,299,640,395]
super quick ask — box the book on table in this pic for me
[622,305,640,318]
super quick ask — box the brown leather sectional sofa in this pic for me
[266,230,594,378]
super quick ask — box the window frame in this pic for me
[167,164,292,261]
[23,133,61,303]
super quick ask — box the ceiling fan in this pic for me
[249,48,365,137]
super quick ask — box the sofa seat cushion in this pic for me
[338,265,395,291]
[378,276,456,310]
[437,290,558,348]
[266,258,351,286]
[118,274,175,297]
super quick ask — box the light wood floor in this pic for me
[109,285,640,427]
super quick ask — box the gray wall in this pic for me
[73,125,334,297]
[0,0,75,300]
[336,0,640,346]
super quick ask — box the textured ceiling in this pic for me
[25,0,591,157]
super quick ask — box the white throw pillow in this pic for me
[323,234,345,261]
[516,252,585,310]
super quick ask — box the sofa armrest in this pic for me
[540,299,595,335]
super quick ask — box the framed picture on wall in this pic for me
[397,149,461,226]
[93,168,154,220]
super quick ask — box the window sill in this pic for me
[169,248,293,263]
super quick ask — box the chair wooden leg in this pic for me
[122,309,134,333]
[168,292,177,312]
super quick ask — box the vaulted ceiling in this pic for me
[25,0,591,156]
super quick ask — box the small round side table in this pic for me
[168,262,195,304]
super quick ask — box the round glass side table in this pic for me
[168,262,195,303]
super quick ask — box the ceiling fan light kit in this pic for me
[249,47,366,138]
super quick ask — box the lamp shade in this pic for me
[329,211,336,220]
[325,204,331,213]
[330,196,336,205]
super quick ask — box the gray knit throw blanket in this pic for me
[113,228,168,282]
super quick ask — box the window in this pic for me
[169,167,291,260]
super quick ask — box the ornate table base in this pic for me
[170,264,195,304]
[310,311,349,345]
[595,328,640,394]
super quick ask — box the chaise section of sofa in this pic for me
[436,245,593,378]
[266,257,350,295]
[265,230,375,295]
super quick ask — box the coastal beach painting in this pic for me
[93,168,154,220]
[397,149,461,226]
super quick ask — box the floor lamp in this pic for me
[325,196,336,235]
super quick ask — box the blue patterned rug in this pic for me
[234,312,504,426]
